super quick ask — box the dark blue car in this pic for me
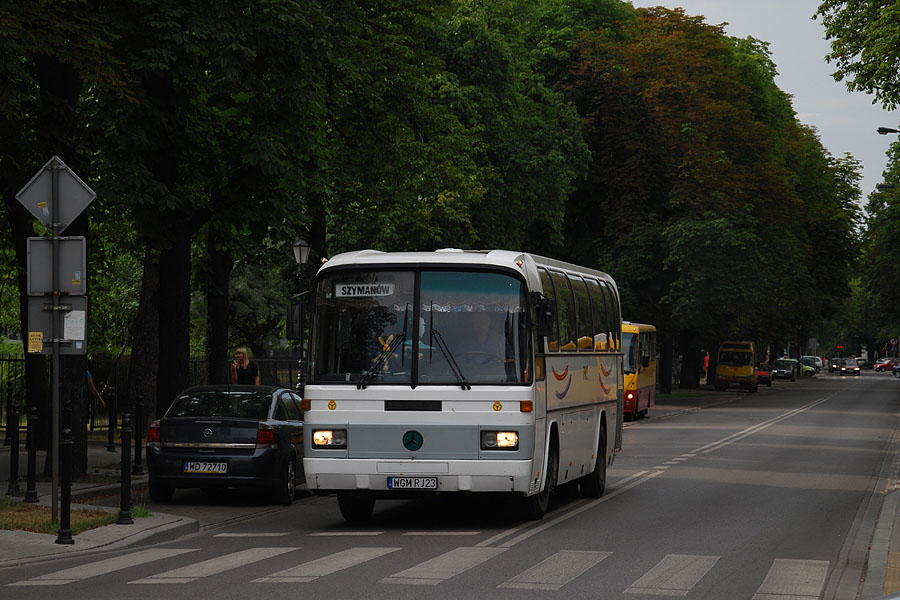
[147,385,304,504]
[893,362,900,379]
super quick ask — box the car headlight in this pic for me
[312,429,347,448]
[481,431,518,450]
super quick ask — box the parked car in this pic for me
[147,385,304,505]
[798,356,817,376]
[840,357,861,376]
[800,355,823,372]
[771,359,797,382]
[857,357,874,369]
[757,363,773,387]
[874,357,899,372]
[829,358,842,373]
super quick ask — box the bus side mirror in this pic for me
[287,302,304,340]
[530,292,554,339]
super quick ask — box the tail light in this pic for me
[147,420,160,446]
[256,422,276,448]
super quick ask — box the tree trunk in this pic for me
[155,221,192,417]
[658,334,673,394]
[128,247,160,429]
[205,224,234,385]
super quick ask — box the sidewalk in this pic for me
[0,441,198,567]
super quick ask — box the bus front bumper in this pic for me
[304,458,536,494]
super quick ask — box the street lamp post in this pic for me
[291,238,312,390]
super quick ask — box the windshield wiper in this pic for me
[358,331,406,389]
[430,328,470,390]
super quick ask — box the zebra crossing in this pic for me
[7,542,831,597]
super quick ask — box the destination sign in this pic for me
[335,283,395,297]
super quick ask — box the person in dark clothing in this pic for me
[231,347,260,385]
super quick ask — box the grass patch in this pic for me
[0,495,149,535]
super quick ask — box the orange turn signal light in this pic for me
[520,400,533,412]
[301,398,311,411]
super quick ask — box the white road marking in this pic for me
[8,549,198,586]
[253,547,400,583]
[475,471,653,549]
[498,550,611,590]
[402,531,480,536]
[379,546,507,585]
[693,398,829,454]
[625,554,719,596]
[214,533,288,537]
[129,547,298,584]
[497,471,664,549]
[752,558,829,600]
[309,531,384,536]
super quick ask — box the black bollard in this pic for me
[6,388,20,495]
[55,426,74,544]
[132,395,144,476]
[106,386,117,452]
[24,406,38,503]
[2,382,9,447]
[117,412,133,525]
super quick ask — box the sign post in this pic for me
[16,156,95,524]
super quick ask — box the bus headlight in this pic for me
[481,431,518,450]
[312,429,347,448]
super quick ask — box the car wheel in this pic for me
[273,456,297,506]
[149,479,175,503]
[580,428,607,499]
[338,493,375,523]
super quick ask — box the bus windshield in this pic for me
[309,269,530,386]
[622,332,638,374]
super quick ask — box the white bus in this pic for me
[301,249,624,522]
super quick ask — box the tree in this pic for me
[816,1,900,109]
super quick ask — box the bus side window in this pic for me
[592,278,614,351]
[538,268,559,352]
[550,270,576,351]
[570,275,593,351]
[585,278,607,350]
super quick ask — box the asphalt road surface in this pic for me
[3,371,897,599]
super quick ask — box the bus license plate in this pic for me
[184,461,227,474]
[387,476,437,490]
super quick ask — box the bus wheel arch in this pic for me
[580,421,607,498]
[337,492,375,523]
[522,425,558,520]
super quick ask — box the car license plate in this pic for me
[183,461,227,474]
[387,476,437,490]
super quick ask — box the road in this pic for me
[2,371,898,599]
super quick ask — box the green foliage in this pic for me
[817,1,900,109]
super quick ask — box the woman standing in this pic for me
[231,347,260,385]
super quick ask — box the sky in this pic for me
[628,0,897,202]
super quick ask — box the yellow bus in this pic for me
[621,322,656,420]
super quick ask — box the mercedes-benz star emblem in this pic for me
[402,430,423,451]
[202,428,213,438]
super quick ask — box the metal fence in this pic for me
[1,354,302,438]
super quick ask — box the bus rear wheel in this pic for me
[337,493,375,523]
[580,429,607,499]
[522,441,557,520]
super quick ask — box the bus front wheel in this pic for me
[337,493,375,523]
[580,428,607,499]
[522,441,558,520]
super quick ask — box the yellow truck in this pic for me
[715,341,758,393]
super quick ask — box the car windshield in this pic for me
[167,390,272,419]
[719,351,753,366]
[800,357,815,367]
[774,360,792,368]
[310,269,530,386]
[844,358,858,366]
